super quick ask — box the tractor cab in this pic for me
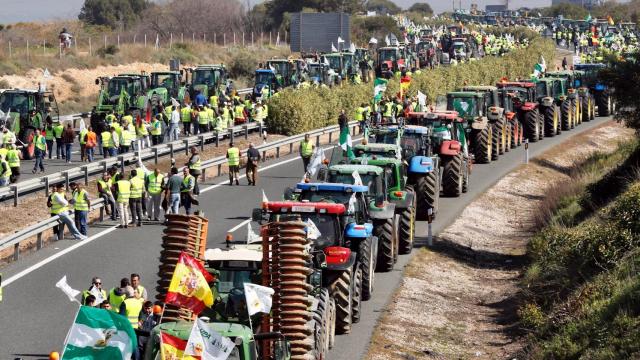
[352,143,401,160]
[267,59,304,87]
[307,62,332,86]
[254,69,279,98]
[347,157,412,210]
[190,64,228,98]
[496,81,538,104]
[376,47,405,78]
[406,111,467,156]
[446,91,486,120]
[321,53,345,80]
[148,71,186,107]
[341,52,357,77]
[367,125,402,146]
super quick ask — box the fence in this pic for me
[0,121,359,262]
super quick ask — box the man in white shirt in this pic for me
[169,105,181,141]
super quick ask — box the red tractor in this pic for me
[496,81,543,142]
[497,89,525,149]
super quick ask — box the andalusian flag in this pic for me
[61,306,137,360]
[585,13,592,22]
[339,126,354,160]
[373,78,388,101]
[165,251,216,315]
[160,332,198,360]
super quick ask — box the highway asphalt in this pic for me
[0,115,612,359]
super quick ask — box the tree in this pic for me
[365,0,401,15]
[537,3,588,19]
[602,53,640,133]
[79,0,149,29]
[408,2,433,15]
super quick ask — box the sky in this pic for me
[0,0,569,25]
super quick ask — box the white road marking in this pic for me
[228,218,251,233]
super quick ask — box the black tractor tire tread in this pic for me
[359,237,375,301]
[442,153,463,197]
[398,206,415,255]
[351,267,363,324]
[414,171,439,220]
[330,268,353,335]
[491,123,501,160]
[524,110,539,142]
[561,100,572,131]
[374,218,395,272]
[544,106,556,137]
[473,126,491,164]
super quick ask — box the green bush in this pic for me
[96,44,119,58]
[229,50,258,79]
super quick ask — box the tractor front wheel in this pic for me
[414,171,439,221]
[561,100,572,131]
[443,152,464,197]
[524,110,539,142]
[473,126,492,164]
[351,267,363,324]
[374,218,396,272]
[597,93,610,117]
[359,237,376,301]
[491,123,501,161]
[314,288,331,357]
[544,106,556,137]
[582,96,591,122]
[398,205,415,255]
[330,268,353,335]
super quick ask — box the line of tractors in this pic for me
[144,64,613,360]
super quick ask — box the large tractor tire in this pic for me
[414,171,439,221]
[544,106,557,137]
[442,153,464,197]
[20,128,36,160]
[491,123,500,161]
[597,93,610,117]
[538,110,546,139]
[351,267,363,324]
[473,126,492,164]
[374,218,396,272]
[398,205,415,255]
[524,110,540,142]
[582,96,591,122]
[573,98,580,126]
[314,289,330,358]
[561,100,572,131]
[590,96,596,120]
[330,268,353,335]
[462,155,470,193]
[505,122,512,152]
[359,237,376,301]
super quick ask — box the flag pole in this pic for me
[60,305,82,359]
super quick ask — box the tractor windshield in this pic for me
[324,56,342,71]
[343,54,354,70]
[0,92,31,114]
[107,78,130,97]
[299,190,353,206]
[273,213,339,249]
[373,131,399,145]
[193,69,218,86]
[216,269,254,293]
[151,74,177,90]
[267,61,289,76]
[354,147,397,158]
[400,133,424,158]
[448,96,478,117]
[308,65,323,79]
[536,82,548,97]
[328,173,378,194]
[378,49,398,62]
[255,72,274,85]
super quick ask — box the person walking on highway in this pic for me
[101,127,112,158]
[47,183,87,240]
[32,128,47,173]
[119,286,144,329]
[45,122,55,159]
[164,167,182,215]
[115,172,131,228]
[108,277,130,312]
[197,105,209,134]
[111,126,120,156]
[187,147,201,195]
[131,273,148,301]
[6,144,21,183]
[53,121,64,159]
[62,123,75,163]
[129,169,144,227]
[246,142,260,186]
[226,142,240,186]
[300,134,314,173]
[79,125,88,162]
[150,115,163,146]
[136,119,150,149]
[181,103,192,136]
[338,109,348,131]
[146,168,164,221]
[70,182,91,236]
[97,172,117,220]
[180,167,196,215]
[0,152,10,187]
[85,126,97,162]
[168,105,180,141]
[82,277,106,305]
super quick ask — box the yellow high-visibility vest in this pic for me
[116,180,131,203]
[108,288,125,313]
[147,173,164,195]
[301,140,313,157]
[181,107,191,123]
[6,149,20,167]
[123,298,143,329]
[129,177,144,199]
[227,147,240,166]
[101,131,113,148]
[50,193,68,215]
[73,189,89,211]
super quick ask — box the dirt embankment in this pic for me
[366,121,635,360]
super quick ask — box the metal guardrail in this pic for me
[0,121,358,261]
[0,121,264,206]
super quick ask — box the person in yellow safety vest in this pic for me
[163,105,173,124]
[354,103,366,129]
[130,273,148,300]
[32,128,47,173]
[129,169,145,227]
[115,172,131,228]
[299,134,314,173]
[6,144,21,183]
[121,125,133,153]
[383,100,394,122]
[261,85,270,100]
[181,104,192,136]
[221,105,232,131]
[82,277,107,306]
[233,101,246,125]
[70,182,90,236]
[209,94,219,110]
[353,73,362,84]
[109,278,130,312]
[97,172,117,220]
[122,113,134,126]
[395,101,403,121]
[198,106,210,134]
[1,127,15,146]
[112,122,122,151]
[101,128,113,158]
[44,122,55,159]
[0,152,11,187]
[145,168,164,221]
[187,146,202,195]
[53,121,65,159]
[105,110,117,125]
[206,105,215,129]
[48,183,87,240]
[150,115,163,146]
[226,142,240,186]
[127,121,137,150]
[78,126,88,162]
[137,120,150,149]
[120,286,144,329]
[253,102,265,124]
[180,167,196,214]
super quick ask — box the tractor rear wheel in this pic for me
[582,96,591,122]
[414,171,439,221]
[574,98,580,126]
[398,205,415,255]
[359,237,376,301]
[524,110,539,142]
[314,288,330,357]
[505,121,512,151]
[597,93,610,117]
[544,106,556,137]
[351,267,363,324]
[330,268,353,335]
[443,152,463,197]
[374,218,396,272]
[473,126,492,164]
[491,123,500,161]
[462,155,470,193]
[590,96,596,120]
[561,100,572,131]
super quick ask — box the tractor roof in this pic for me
[351,156,402,166]
[151,71,180,75]
[408,111,462,121]
[574,63,606,70]
[205,245,262,262]
[447,91,483,97]
[496,81,534,88]
[462,85,497,92]
[296,182,369,193]
[370,126,399,133]
[329,164,383,175]
[354,143,398,152]
[195,64,226,69]
[152,320,251,341]
[265,201,346,215]
[3,89,44,94]
[256,69,275,74]
[402,125,430,134]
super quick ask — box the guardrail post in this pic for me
[258,122,263,138]
[101,161,107,173]
[329,132,332,143]
[169,143,174,159]
[352,125,356,136]
[202,168,206,181]
[44,177,50,196]
[244,125,249,139]
[64,171,70,190]
[229,128,234,144]
[57,222,63,240]
[153,147,158,164]
[184,140,189,155]
[215,131,220,147]
[118,157,124,173]
[315,135,320,147]
[82,166,89,185]
[99,206,104,222]
[217,164,222,177]
[37,233,43,250]
[289,143,293,154]
[262,150,266,161]
[199,135,205,151]
[276,146,280,158]
[14,243,19,261]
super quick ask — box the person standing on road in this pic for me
[187,147,201,195]
[131,273,148,301]
[45,122,55,159]
[85,126,97,162]
[70,182,90,236]
[32,128,47,173]
[164,167,182,215]
[119,286,144,329]
[180,167,195,215]
[129,169,144,227]
[136,119,150,150]
[0,152,11,187]
[98,172,117,220]
[299,134,314,173]
[246,143,260,186]
[109,278,130,312]
[62,123,75,163]
[338,109,348,130]
[169,105,180,141]
[79,126,88,162]
[53,121,65,159]
[181,104,192,136]
[226,142,240,186]
[198,106,209,134]
[82,277,106,305]
[115,172,131,228]
[150,115,162,146]
[101,127,112,158]
[146,168,164,221]
[6,144,21,183]
[111,126,120,156]
[47,183,87,240]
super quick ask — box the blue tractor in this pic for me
[287,182,378,303]
[574,63,611,117]
[253,69,280,100]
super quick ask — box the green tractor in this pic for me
[0,89,59,159]
[188,64,228,100]
[460,85,508,160]
[352,142,402,160]
[446,90,494,163]
[535,77,567,137]
[147,71,188,108]
[90,74,149,135]
[546,70,585,129]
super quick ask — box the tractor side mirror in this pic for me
[283,187,295,200]
[251,208,263,222]
[95,78,100,85]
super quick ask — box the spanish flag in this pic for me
[160,332,198,360]
[607,15,615,26]
[165,251,215,315]
[400,75,411,98]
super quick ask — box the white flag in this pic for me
[244,283,274,316]
[349,43,356,53]
[369,37,378,44]
[306,219,321,240]
[155,34,160,48]
[331,43,338,52]
[347,193,357,213]
[414,36,420,45]
[171,97,180,108]
[43,68,51,79]
[385,35,390,46]
[352,170,363,186]
[307,147,325,177]
[261,189,269,203]
[89,286,105,304]
[337,36,345,43]
[418,91,427,109]
[246,222,261,244]
[56,275,81,304]
[185,318,235,360]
